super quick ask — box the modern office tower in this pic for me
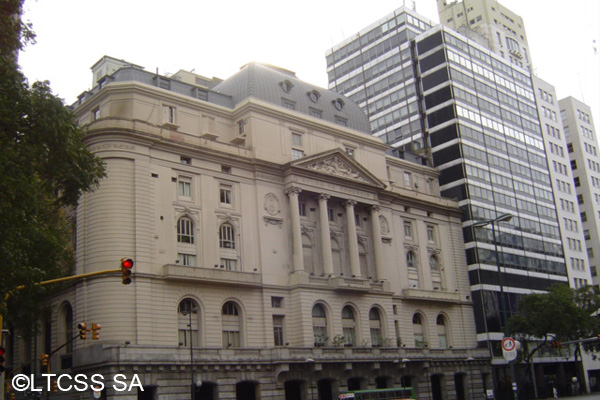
[534,77,592,290]
[437,0,532,70]
[326,8,436,156]
[560,97,600,289]
[7,56,488,399]
[327,7,570,392]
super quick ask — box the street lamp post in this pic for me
[473,213,518,400]
[466,357,475,400]
[182,307,198,400]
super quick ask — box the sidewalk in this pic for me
[540,395,600,400]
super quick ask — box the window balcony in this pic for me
[162,264,261,287]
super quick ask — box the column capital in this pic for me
[370,205,381,213]
[285,186,302,196]
[344,199,357,208]
[318,193,331,202]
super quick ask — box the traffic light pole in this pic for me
[0,268,122,362]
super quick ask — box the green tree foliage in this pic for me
[508,284,600,387]
[0,0,105,333]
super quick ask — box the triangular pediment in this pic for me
[289,149,386,189]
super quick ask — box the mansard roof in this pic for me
[213,63,370,133]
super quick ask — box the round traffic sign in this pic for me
[502,337,516,352]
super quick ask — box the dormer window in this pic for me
[332,98,345,111]
[307,90,321,103]
[280,80,294,94]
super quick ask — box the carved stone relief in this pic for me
[305,156,368,183]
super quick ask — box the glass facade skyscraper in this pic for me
[327,8,568,352]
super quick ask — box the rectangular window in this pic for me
[309,108,322,118]
[163,105,176,125]
[220,185,232,205]
[404,222,413,239]
[328,208,335,222]
[427,226,436,242]
[292,149,305,160]
[220,258,238,271]
[299,202,307,217]
[271,297,283,308]
[178,178,192,198]
[404,172,411,187]
[292,133,303,146]
[273,316,284,346]
[92,107,100,121]
[336,117,348,126]
[178,253,196,267]
[222,331,240,347]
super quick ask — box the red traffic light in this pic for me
[0,346,6,373]
[121,258,134,285]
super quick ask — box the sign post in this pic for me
[502,337,517,361]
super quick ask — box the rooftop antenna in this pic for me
[577,73,586,103]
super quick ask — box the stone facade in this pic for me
[14,59,489,399]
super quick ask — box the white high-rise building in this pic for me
[560,97,600,289]
[533,77,592,290]
[437,0,532,70]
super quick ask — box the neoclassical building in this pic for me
[16,57,489,399]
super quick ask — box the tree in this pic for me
[508,284,600,396]
[0,0,105,334]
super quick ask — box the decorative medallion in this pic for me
[264,193,280,216]
[379,215,390,235]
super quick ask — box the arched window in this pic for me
[222,301,241,347]
[177,217,194,244]
[413,313,426,347]
[178,298,200,347]
[219,224,235,249]
[369,308,382,347]
[60,303,74,353]
[342,306,356,346]
[437,314,448,349]
[312,304,328,346]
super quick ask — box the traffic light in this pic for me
[121,258,134,285]
[597,333,600,340]
[91,323,101,340]
[9,393,15,400]
[41,353,50,373]
[51,380,58,393]
[78,322,88,340]
[0,346,5,373]
[551,341,562,348]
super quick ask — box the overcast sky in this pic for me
[19,0,599,131]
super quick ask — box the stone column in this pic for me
[285,187,304,273]
[318,194,334,276]
[345,200,361,278]
[370,206,385,281]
